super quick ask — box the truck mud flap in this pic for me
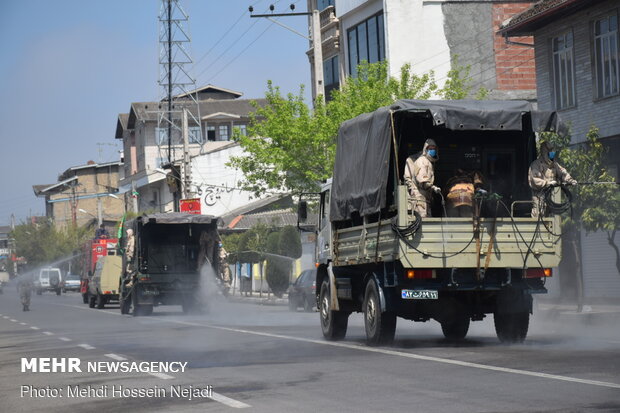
[496,287,532,314]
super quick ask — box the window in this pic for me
[206,125,216,141]
[235,124,247,137]
[323,55,340,99]
[552,31,575,109]
[347,13,385,76]
[317,0,334,10]
[593,14,619,98]
[218,125,230,141]
[189,126,202,144]
[155,127,168,145]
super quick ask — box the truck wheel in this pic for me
[494,312,529,343]
[364,280,396,346]
[441,315,470,341]
[96,293,105,309]
[319,280,348,341]
[88,294,96,308]
[120,294,131,315]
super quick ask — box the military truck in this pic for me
[119,213,220,316]
[307,100,568,345]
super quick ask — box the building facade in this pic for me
[502,0,620,299]
[307,0,537,101]
[33,161,125,230]
[115,85,267,213]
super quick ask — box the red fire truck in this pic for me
[80,237,118,303]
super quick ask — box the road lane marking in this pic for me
[104,353,127,361]
[20,322,27,325]
[211,392,251,409]
[59,337,72,342]
[10,319,17,322]
[43,331,54,336]
[148,372,174,380]
[2,316,8,319]
[30,326,40,330]
[78,344,95,350]
[161,319,620,390]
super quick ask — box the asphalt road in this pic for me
[1,284,620,413]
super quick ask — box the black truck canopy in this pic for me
[134,212,218,226]
[330,99,568,222]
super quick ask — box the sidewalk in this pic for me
[226,292,288,306]
[535,299,620,324]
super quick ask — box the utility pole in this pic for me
[249,4,325,103]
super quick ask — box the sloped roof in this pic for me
[32,176,78,196]
[127,98,266,129]
[115,113,130,140]
[175,84,243,99]
[500,0,604,36]
[226,208,318,231]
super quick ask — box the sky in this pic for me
[0,0,311,226]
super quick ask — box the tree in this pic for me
[230,60,486,197]
[11,220,91,273]
[545,126,620,308]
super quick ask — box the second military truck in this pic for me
[309,100,567,345]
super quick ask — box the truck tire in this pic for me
[364,280,396,346]
[319,280,348,341]
[96,293,105,309]
[88,294,96,308]
[120,294,131,315]
[494,311,529,343]
[441,314,470,341]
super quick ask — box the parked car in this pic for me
[288,269,317,312]
[35,268,62,295]
[62,273,81,293]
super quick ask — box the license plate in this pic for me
[401,289,438,300]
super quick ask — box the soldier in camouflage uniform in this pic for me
[18,274,33,311]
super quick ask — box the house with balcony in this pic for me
[115,84,268,215]
[307,0,538,101]
[501,0,620,300]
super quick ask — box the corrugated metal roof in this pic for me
[127,98,267,129]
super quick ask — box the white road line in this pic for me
[10,319,17,322]
[30,326,40,330]
[59,337,72,342]
[104,353,127,361]
[2,316,9,319]
[148,372,174,380]
[211,392,251,409]
[78,344,95,350]
[165,319,620,390]
[43,331,54,336]
[20,322,27,326]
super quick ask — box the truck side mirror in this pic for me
[298,201,308,223]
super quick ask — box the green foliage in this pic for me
[265,255,290,298]
[11,221,91,272]
[439,56,489,100]
[543,126,619,233]
[278,226,302,259]
[265,232,280,255]
[230,59,488,196]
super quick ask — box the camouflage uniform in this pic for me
[19,276,33,311]
[404,139,441,217]
[219,246,231,291]
[528,141,577,218]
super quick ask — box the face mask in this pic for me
[427,149,437,158]
[548,151,556,160]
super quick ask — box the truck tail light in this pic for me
[139,276,150,282]
[525,268,552,278]
[406,269,435,279]
[104,291,112,295]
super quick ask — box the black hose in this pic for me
[543,184,572,215]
